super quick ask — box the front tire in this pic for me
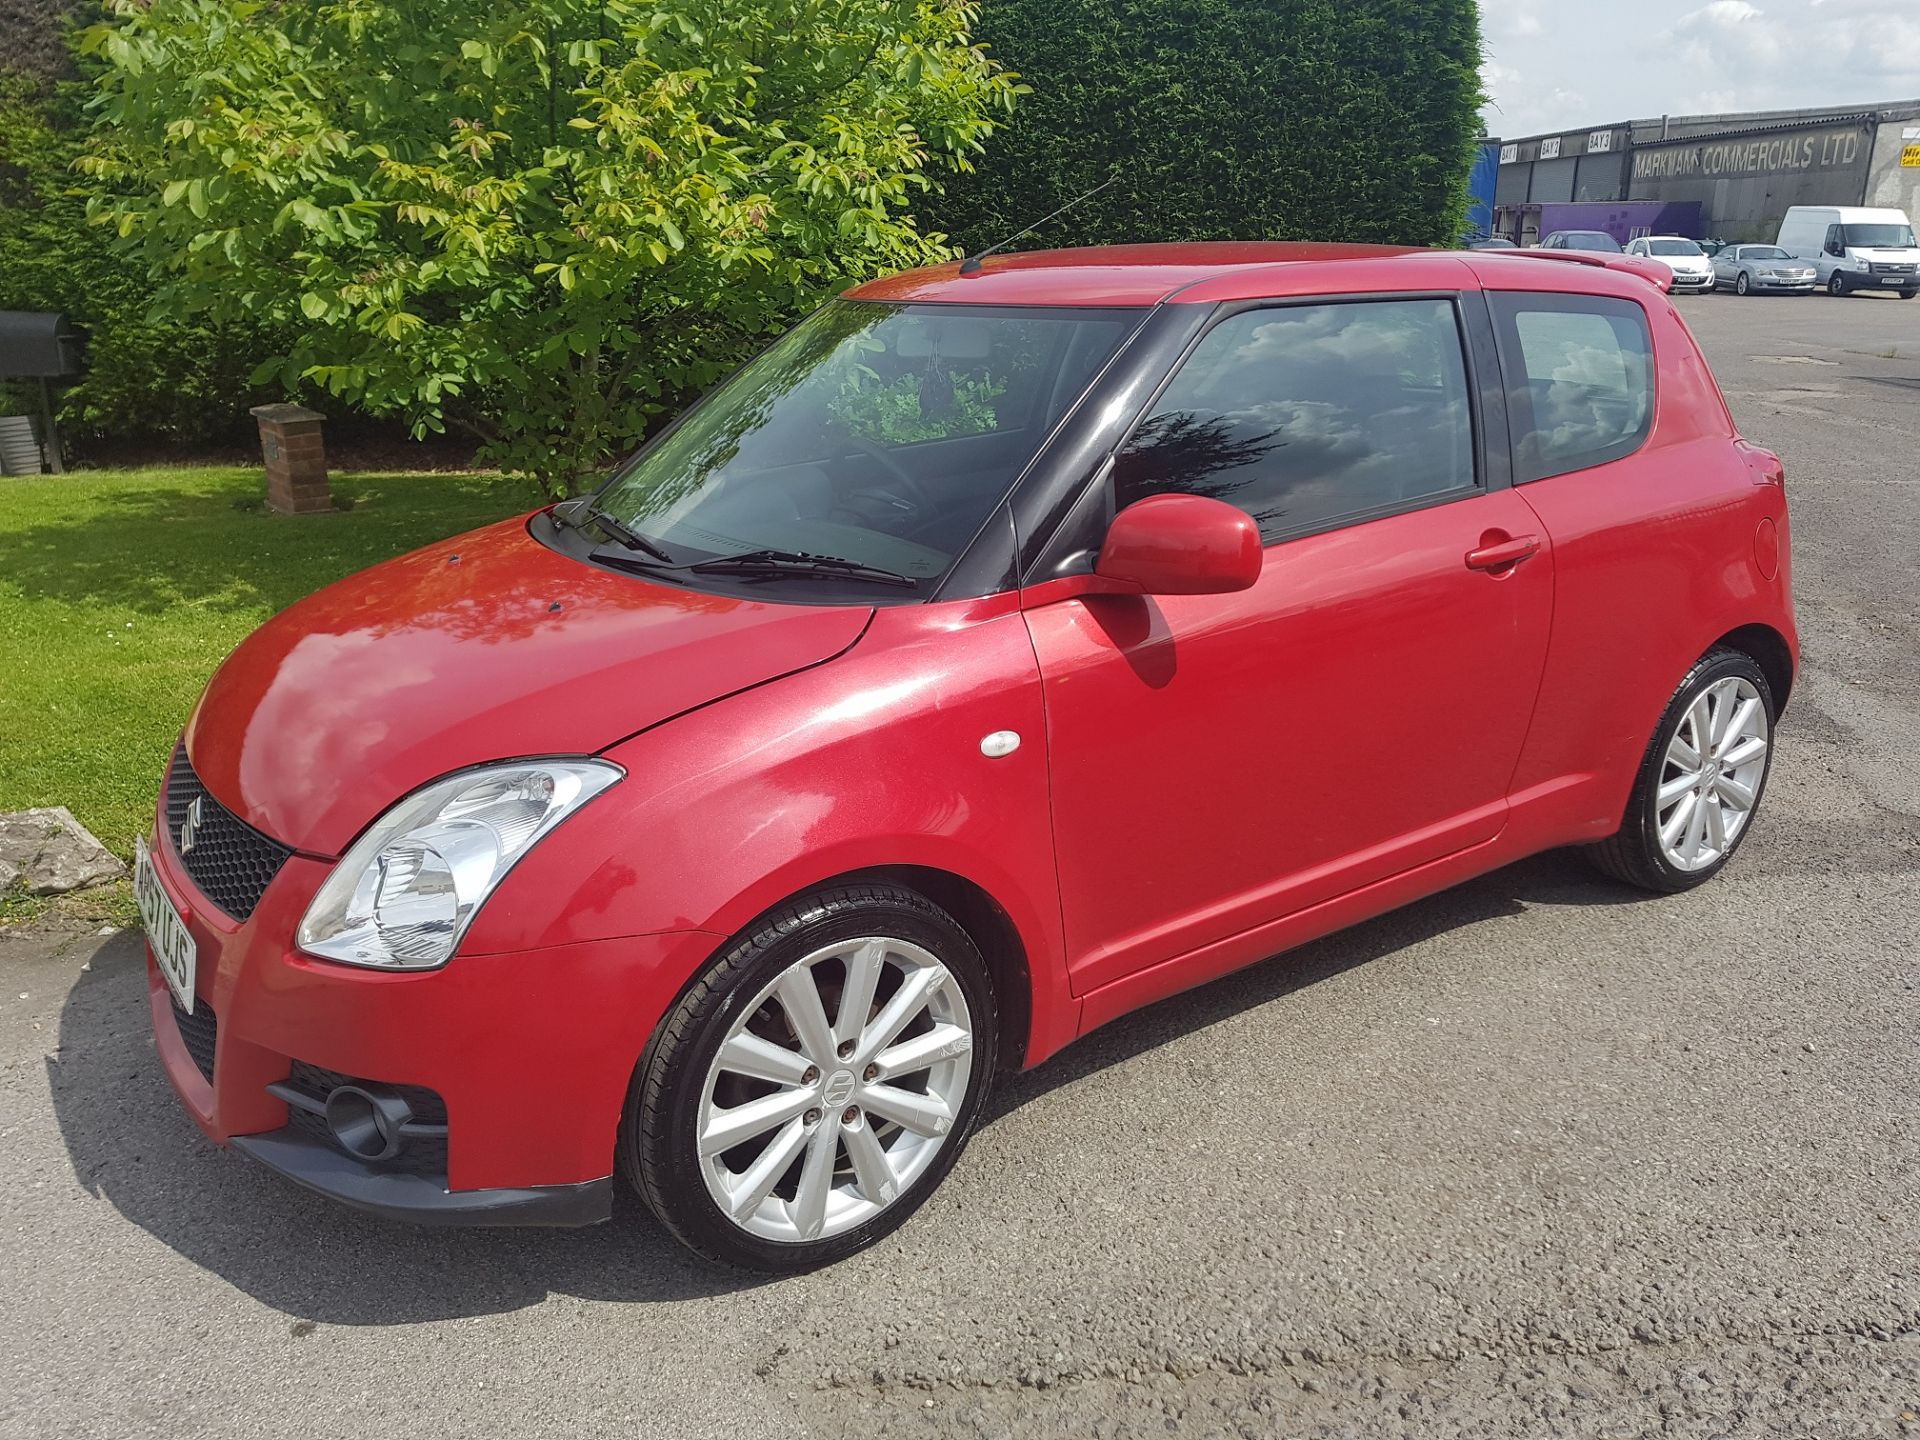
[624,883,997,1271]
[1587,647,1776,894]
[1828,272,1850,297]
[1735,271,1751,296]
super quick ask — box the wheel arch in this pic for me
[1712,622,1795,714]
[846,865,1034,1071]
[625,859,1046,1090]
[694,865,1037,1073]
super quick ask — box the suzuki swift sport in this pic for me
[136,243,1796,1271]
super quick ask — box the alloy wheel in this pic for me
[1655,676,1769,872]
[695,936,974,1243]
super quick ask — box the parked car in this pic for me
[135,243,1797,1271]
[1775,205,1919,298]
[1712,244,1818,296]
[1537,229,1623,253]
[1465,235,1518,250]
[1624,235,1715,292]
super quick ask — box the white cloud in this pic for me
[1479,0,1920,138]
[1688,1,1764,24]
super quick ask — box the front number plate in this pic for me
[134,835,196,1015]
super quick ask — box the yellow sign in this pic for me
[1905,144,1920,168]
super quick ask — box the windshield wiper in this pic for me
[556,497,673,563]
[685,548,918,589]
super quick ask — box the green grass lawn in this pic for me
[0,466,541,859]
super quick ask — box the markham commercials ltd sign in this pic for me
[1633,128,1865,181]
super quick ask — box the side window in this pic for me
[1490,293,1654,484]
[1825,224,1844,256]
[1111,299,1477,542]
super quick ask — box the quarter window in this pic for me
[1491,294,1654,483]
[1112,299,1477,542]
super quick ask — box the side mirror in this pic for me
[1095,494,1262,596]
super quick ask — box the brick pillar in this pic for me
[249,403,331,515]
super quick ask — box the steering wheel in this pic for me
[843,431,933,519]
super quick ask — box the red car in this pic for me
[135,243,1796,1271]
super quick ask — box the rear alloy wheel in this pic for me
[625,884,995,1270]
[1587,647,1776,893]
[1735,271,1751,296]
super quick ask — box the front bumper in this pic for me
[1836,269,1918,291]
[230,1128,612,1225]
[1749,275,1817,292]
[143,813,718,1225]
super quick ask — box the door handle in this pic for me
[1464,534,1541,573]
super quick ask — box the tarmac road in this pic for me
[3,290,1918,1440]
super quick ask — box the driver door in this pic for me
[1025,295,1553,995]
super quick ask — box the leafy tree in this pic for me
[80,0,1022,493]
[925,0,1485,252]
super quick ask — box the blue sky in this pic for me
[1480,0,1920,137]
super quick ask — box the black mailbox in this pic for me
[0,311,84,379]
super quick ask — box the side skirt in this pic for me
[1073,833,1514,1039]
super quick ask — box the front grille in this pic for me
[277,1061,450,1181]
[171,996,218,1083]
[1870,263,1916,276]
[163,746,293,920]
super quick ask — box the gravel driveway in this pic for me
[4,292,1918,1440]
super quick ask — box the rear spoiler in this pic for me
[1485,249,1672,290]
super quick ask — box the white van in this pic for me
[1775,206,1919,298]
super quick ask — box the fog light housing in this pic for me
[324,1084,412,1162]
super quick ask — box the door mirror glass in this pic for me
[1095,495,1262,596]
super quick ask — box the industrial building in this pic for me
[1490,99,1920,246]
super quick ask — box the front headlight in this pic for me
[296,760,622,970]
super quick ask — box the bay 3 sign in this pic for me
[1633,129,1864,181]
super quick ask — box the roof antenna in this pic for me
[957,173,1119,276]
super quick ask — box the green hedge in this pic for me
[926,0,1484,252]
[0,0,83,83]
[0,74,280,446]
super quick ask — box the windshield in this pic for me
[1843,223,1918,248]
[592,302,1136,592]
[1647,239,1703,256]
[1564,233,1622,252]
[1742,246,1793,261]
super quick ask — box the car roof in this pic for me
[841,241,1660,308]
[844,242,1424,307]
[1786,206,1909,222]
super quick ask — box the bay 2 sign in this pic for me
[1632,129,1864,181]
